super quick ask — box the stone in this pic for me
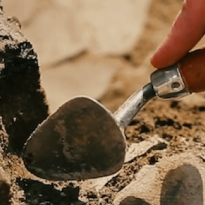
[0,4,49,151]
[114,153,205,205]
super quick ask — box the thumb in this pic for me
[151,0,205,68]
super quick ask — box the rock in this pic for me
[125,135,167,163]
[80,135,167,193]
[113,165,158,205]
[120,197,150,205]
[160,164,203,205]
[114,153,205,205]
[0,3,49,151]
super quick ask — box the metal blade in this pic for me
[23,97,126,180]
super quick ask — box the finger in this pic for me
[151,0,205,68]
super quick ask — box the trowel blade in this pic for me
[23,97,126,181]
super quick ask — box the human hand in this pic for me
[151,0,205,69]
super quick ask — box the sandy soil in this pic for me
[2,0,205,204]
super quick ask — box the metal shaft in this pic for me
[114,83,155,129]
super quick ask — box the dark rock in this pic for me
[0,167,10,205]
[0,10,49,151]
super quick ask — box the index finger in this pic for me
[151,0,205,68]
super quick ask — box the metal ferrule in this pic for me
[114,88,145,129]
[151,64,190,99]
[114,83,155,129]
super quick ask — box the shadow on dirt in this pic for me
[0,179,10,205]
[16,178,84,205]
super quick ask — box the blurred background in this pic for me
[3,0,152,112]
[7,0,205,114]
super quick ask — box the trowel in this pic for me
[23,49,205,181]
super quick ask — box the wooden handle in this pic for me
[179,49,205,93]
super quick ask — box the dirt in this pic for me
[2,0,205,204]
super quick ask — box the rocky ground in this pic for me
[1,0,205,205]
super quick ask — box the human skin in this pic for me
[151,0,205,69]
